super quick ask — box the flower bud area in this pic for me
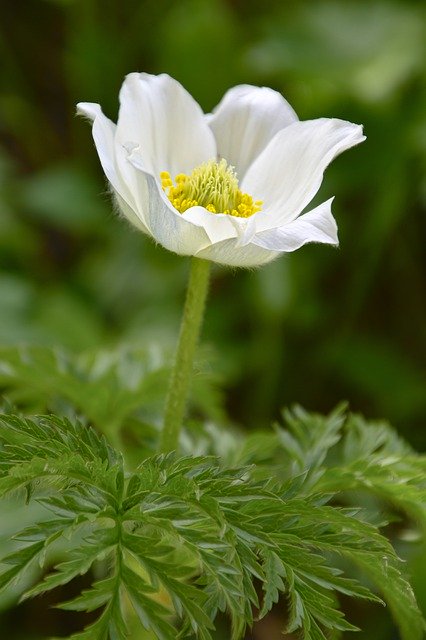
[160,159,262,218]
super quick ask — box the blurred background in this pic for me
[0,0,425,638]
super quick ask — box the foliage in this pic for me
[0,0,425,638]
[0,344,226,452]
[1,0,425,446]
[0,408,425,640]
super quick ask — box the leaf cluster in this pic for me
[209,405,426,531]
[0,344,225,449]
[0,411,425,640]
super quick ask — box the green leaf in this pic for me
[259,548,286,617]
[271,407,426,531]
[0,412,424,639]
[121,565,175,640]
[317,414,426,529]
[0,540,45,595]
[24,526,117,600]
[0,344,226,442]
[355,554,426,640]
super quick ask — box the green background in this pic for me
[0,0,425,638]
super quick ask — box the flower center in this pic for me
[160,159,262,218]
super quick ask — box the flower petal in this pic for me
[196,237,278,268]
[77,103,117,185]
[183,207,239,245]
[242,118,365,228]
[251,198,338,252]
[128,148,244,246]
[113,192,150,234]
[79,77,364,268]
[208,84,298,180]
[77,102,149,233]
[116,73,216,178]
[127,150,215,256]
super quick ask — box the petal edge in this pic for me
[208,84,298,180]
[252,198,338,252]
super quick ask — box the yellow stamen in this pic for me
[160,159,262,218]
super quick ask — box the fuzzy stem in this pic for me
[159,257,211,452]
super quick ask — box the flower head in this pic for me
[77,73,365,267]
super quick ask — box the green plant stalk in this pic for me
[160,257,211,452]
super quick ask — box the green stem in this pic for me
[160,257,211,452]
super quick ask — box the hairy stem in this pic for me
[160,257,211,452]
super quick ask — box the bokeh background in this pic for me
[0,0,425,638]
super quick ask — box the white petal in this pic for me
[127,151,215,256]
[183,207,239,245]
[77,103,117,184]
[183,208,267,247]
[196,237,278,268]
[113,192,150,234]
[208,84,298,180]
[116,73,216,178]
[77,102,150,233]
[252,198,338,252]
[128,148,244,247]
[242,118,365,228]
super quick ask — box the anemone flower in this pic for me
[77,73,365,267]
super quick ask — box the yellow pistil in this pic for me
[160,159,262,218]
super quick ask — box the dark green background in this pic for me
[0,0,425,637]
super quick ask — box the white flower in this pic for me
[77,73,365,267]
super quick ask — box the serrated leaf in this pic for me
[0,411,424,640]
[259,548,286,617]
[355,554,426,640]
[0,540,44,594]
[24,525,116,600]
[122,565,175,640]
[58,576,117,612]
